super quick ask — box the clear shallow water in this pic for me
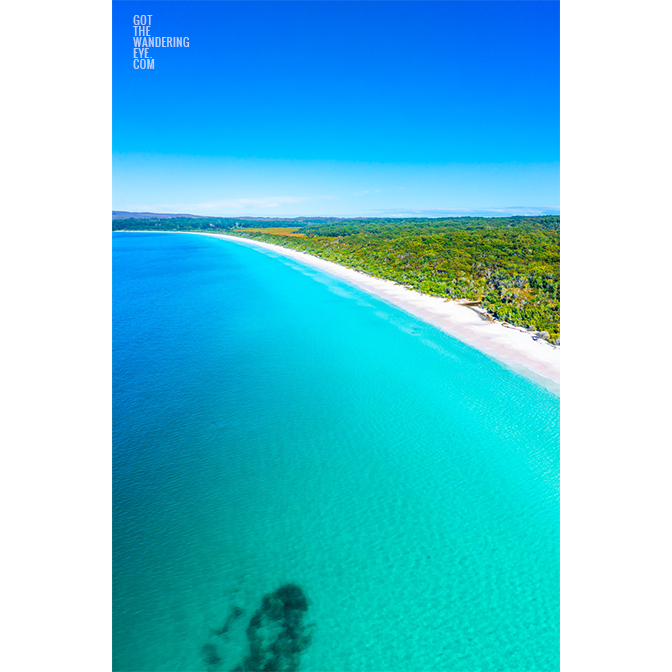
[113,232,559,672]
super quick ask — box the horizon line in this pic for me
[113,208,561,220]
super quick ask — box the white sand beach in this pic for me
[191,232,560,395]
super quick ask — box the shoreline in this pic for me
[116,230,560,395]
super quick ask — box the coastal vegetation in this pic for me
[243,227,305,237]
[113,215,560,341]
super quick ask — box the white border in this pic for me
[561,0,670,670]
[3,1,111,669]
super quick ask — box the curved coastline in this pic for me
[202,232,560,395]
[115,230,560,395]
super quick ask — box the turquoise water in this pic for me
[113,232,559,672]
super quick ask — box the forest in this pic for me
[114,215,560,342]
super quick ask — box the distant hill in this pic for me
[112,211,208,220]
[112,211,347,222]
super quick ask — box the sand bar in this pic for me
[187,232,560,395]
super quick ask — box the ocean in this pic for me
[113,232,559,672]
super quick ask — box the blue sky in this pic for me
[113,1,559,217]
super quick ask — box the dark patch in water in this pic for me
[213,605,245,637]
[200,586,311,671]
[232,584,312,672]
[202,642,222,667]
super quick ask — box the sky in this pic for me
[113,1,559,217]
